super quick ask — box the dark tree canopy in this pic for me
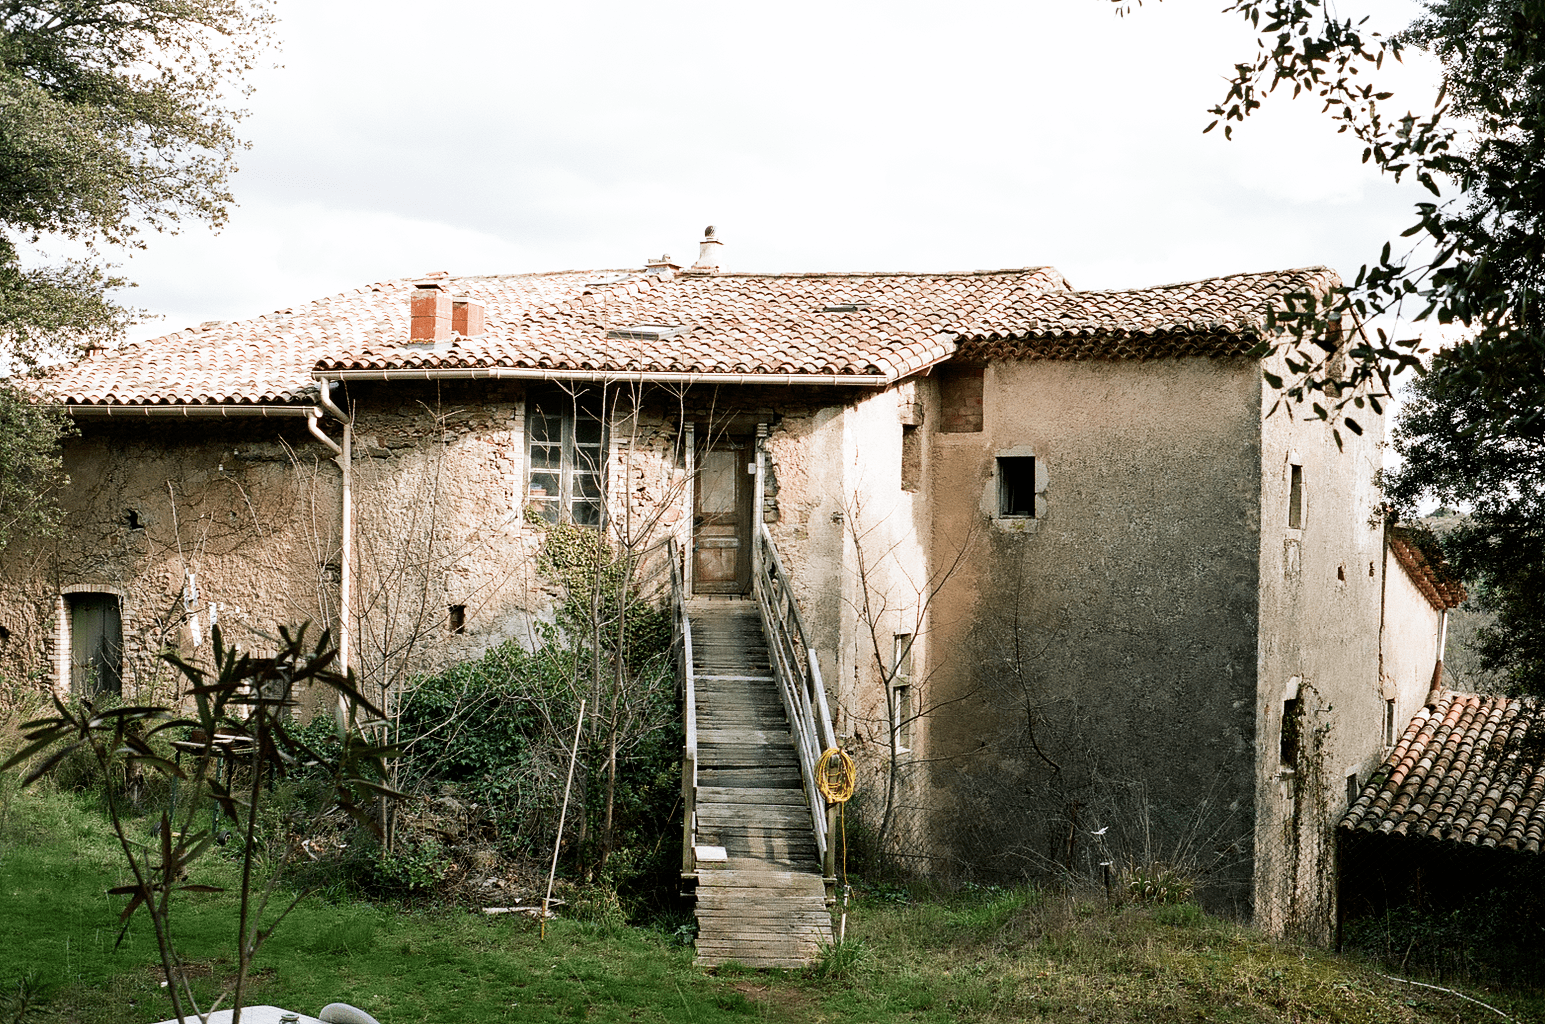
[0,0,274,365]
[1386,343,1545,696]
[0,1,273,546]
[1184,0,1545,691]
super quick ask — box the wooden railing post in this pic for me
[824,803,839,883]
[669,539,698,879]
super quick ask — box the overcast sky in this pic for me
[96,0,1443,343]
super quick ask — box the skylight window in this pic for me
[820,302,870,313]
[584,274,630,289]
[607,324,688,341]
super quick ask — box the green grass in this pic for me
[1,789,1541,1024]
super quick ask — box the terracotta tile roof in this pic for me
[316,267,1072,382]
[1389,526,1467,611]
[952,267,1342,360]
[39,271,607,407]
[1342,690,1545,853]
[31,262,1346,408]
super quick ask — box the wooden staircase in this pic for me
[687,598,832,967]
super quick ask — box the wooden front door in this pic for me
[69,593,123,697]
[694,440,753,594]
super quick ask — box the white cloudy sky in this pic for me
[94,0,1443,342]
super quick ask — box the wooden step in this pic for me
[686,597,831,966]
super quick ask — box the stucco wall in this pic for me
[0,418,339,702]
[1252,367,1385,940]
[1379,551,1444,738]
[919,357,1265,906]
[342,381,546,702]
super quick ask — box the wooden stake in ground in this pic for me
[543,699,586,940]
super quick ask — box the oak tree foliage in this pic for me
[0,0,273,545]
[1157,0,1545,691]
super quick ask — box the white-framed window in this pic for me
[985,447,1045,529]
[526,391,606,526]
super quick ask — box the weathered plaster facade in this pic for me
[1,418,336,703]
[2,255,1449,937]
[1251,358,1386,939]
[919,358,1270,905]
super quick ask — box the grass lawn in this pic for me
[2,788,1540,1024]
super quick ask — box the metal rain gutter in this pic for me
[66,403,320,418]
[310,367,892,387]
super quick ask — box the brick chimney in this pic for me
[645,254,680,278]
[411,283,452,342]
[690,226,722,273]
[452,297,485,337]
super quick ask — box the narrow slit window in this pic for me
[892,634,914,752]
[900,425,922,492]
[997,457,1036,517]
[1288,464,1304,529]
[1346,772,1360,808]
[1280,698,1300,766]
[449,605,466,634]
[1383,698,1396,748]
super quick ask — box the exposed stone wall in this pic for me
[920,358,1265,908]
[343,381,542,704]
[0,381,861,711]
[0,418,338,704]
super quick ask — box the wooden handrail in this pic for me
[668,538,698,878]
[752,524,839,880]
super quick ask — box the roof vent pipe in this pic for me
[691,226,722,273]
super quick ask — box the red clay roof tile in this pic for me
[31,263,1343,407]
[1389,527,1467,611]
[954,267,1341,361]
[1342,690,1545,853]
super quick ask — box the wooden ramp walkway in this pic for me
[688,598,832,968]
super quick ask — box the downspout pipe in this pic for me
[313,381,354,684]
[1427,607,1450,702]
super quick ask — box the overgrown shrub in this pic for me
[393,640,565,859]
[29,692,176,813]
[1122,862,1195,905]
[368,834,449,897]
[370,618,682,918]
[1342,894,1545,987]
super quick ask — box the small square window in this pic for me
[997,457,1036,517]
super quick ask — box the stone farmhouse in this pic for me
[0,230,1447,939]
